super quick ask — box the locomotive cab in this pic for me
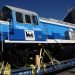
[2,5,42,41]
[4,5,39,26]
[0,5,39,25]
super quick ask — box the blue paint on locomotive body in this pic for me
[40,22,69,39]
[0,5,75,42]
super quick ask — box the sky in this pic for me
[0,0,75,20]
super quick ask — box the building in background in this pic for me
[64,9,75,24]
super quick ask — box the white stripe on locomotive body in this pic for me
[5,39,75,43]
[0,20,10,25]
[40,18,75,28]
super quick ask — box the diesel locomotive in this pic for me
[0,5,75,68]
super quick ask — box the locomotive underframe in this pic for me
[0,42,75,69]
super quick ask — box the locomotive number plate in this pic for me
[25,30,35,40]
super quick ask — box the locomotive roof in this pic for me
[4,5,38,16]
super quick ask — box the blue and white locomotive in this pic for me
[0,5,75,68]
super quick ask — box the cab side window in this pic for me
[25,15,31,24]
[32,15,38,25]
[16,12,23,23]
[1,7,12,21]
